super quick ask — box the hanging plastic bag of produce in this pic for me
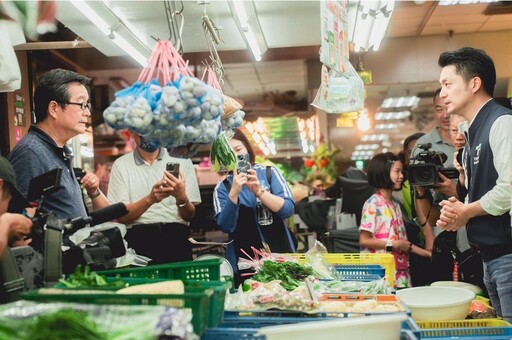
[202,65,246,132]
[103,40,225,158]
[210,131,237,172]
[311,62,364,114]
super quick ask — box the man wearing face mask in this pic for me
[107,132,201,264]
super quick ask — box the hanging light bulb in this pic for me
[357,110,371,132]
[357,58,372,85]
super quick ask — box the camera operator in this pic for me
[8,69,110,220]
[410,89,457,254]
[0,156,32,259]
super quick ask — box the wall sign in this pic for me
[320,0,349,73]
[14,92,26,127]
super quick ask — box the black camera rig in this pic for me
[408,143,459,187]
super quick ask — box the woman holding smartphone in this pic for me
[213,129,296,285]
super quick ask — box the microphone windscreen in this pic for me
[89,202,128,227]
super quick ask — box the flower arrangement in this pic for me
[301,142,340,186]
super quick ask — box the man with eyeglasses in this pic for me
[8,69,109,219]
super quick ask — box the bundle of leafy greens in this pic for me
[252,261,313,291]
[58,265,127,289]
[0,309,107,340]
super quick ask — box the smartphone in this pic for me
[237,154,250,174]
[166,162,180,178]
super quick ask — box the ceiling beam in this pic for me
[14,41,93,51]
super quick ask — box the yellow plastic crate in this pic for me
[283,253,396,286]
[417,319,511,329]
[417,319,512,339]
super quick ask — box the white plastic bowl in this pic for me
[431,281,483,295]
[396,286,475,321]
[257,314,407,340]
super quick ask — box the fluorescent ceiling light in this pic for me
[355,143,380,151]
[439,0,498,5]
[361,134,389,142]
[374,111,411,120]
[375,123,398,130]
[351,150,374,160]
[229,1,268,61]
[381,96,420,109]
[348,0,395,52]
[68,0,149,67]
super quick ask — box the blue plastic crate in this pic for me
[401,329,420,340]
[221,316,321,328]
[201,327,262,340]
[338,273,383,282]
[334,264,386,277]
[202,328,418,340]
[202,318,419,340]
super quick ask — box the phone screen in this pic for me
[166,162,180,178]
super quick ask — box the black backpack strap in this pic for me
[223,178,231,193]
[266,166,272,191]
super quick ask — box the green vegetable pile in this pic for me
[27,309,107,340]
[59,265,127,289]
[252,261,313,291]
[0,309,107,340]
[210,133,237,172]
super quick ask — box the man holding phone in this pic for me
[107,132,201,264]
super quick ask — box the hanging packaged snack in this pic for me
[311,62,364,114]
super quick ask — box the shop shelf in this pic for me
[96,258,222,281]
[417,318,512,339]
[284,253,395,286]
[20,289,213,335]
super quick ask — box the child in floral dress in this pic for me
[359,152,431,288]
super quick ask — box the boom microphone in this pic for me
[66,203,128,231]
[89,202,129,227]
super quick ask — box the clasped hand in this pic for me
[437,196,467,231]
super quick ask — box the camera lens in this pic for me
[409,164,437,187]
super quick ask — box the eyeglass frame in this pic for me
[60,101,92,111]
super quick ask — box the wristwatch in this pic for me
[385,240,394,253]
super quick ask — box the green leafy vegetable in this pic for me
[210,133,237,172]
[59,265,127,289]
[24,309,107,340]
[252,261,313,291]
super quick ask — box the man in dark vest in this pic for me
[436,47,512,322]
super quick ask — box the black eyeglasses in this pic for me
[61,101,92,111]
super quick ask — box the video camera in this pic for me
[408,143,459,187]
[27,169,128,273]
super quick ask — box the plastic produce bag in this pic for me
[103,40,224,151]
[311,62,364,114]
[0,301,193,339]
[303,240,338,280]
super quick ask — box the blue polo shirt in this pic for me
[8,125,87,219]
